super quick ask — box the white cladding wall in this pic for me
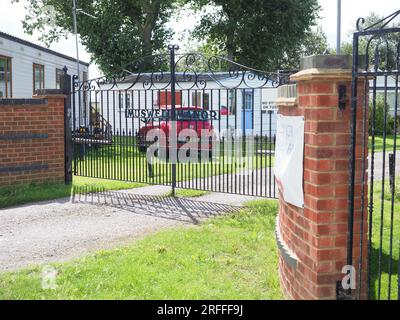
[92,81,278,137]
[0,36,88,98]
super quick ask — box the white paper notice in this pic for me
[274,115,305,208]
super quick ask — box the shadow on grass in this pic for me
[72,185,241,225]
[369,246,399,300]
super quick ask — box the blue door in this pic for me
[242,89,254,134]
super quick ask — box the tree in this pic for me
[184,0,321,70]
[193,26,329,71]
[369,94,394,136]
[341,13,400,70]
[278,26,330,70]
[12,0,177,74]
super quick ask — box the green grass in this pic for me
[166,189,210,198]
[369,180,400,300]
[0,177,145,209]
[369,135,399,153]
[0,200,283,300]
[74,137,274,185]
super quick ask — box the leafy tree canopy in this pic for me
[341,12,400,70]
[183,0,322,70]
[12,0,177,74]
[14,0,323,74]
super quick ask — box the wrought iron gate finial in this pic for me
[356,9,400,32]
[168,44,180,52]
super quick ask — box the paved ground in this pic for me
[369,152,400,181]
[0,185,261,272]
[176,167,277,198]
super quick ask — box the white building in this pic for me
[0,31,89,98]
[88,72,279,138]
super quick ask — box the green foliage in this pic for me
[341,13,400,70]
[12,0,177,74]
[388,117,399,135]
[369,181,400,299]
[166,189,210,198]
[184,0,322,70]
[369,95,394,136]
[14,0,325,73]
[280,26,330,69]
[369,135,400,153]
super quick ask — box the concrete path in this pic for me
[0,185,263,272]
[176,167,276,198]
[369,151,400,181]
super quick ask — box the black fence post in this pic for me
[345,33,360,299]
[61,66,73,185]
[169,44,179,196]
[389,153,395,194]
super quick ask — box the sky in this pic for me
[0,0,399,79]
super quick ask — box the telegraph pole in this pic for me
[337,0,342,54]
[72,0,97,80]
[71,0,97,124]
[72,0,80,81]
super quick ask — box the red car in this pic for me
[137,106,215,156]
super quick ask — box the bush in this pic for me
[369,95,394,135]
[389,116,400,134]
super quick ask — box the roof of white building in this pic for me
[0,31,89,67]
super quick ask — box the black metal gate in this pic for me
[349,10,400,300]
[71,46,292,198]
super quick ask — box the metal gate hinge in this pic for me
[338,85,347,112]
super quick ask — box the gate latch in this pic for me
[338,85,347,112]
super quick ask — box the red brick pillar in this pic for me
[275,55,368,300]
[0,90,67,187]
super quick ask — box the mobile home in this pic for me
[0,31,89,98]
[85,72,279,140]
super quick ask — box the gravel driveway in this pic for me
[0,185,258,272]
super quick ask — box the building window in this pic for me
[243,89,254,110]
[191,92,210,109]
[33,63,45,93]
[192,92,201,107]
[126,92,131,109]
[56,68,64,89]
[0,56,12,98]
[203,93,210,110]
[117,92,131,110]
[119,92,124,109]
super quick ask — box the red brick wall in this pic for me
[0,95,66,187]
[276,72,369,300]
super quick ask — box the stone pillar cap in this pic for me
[300,55,352,70]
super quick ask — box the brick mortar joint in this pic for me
[279,201,352,233]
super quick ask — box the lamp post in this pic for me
[72,0,97,81]
[71,0,97,125]
[72,0,80,81]
[337,0,342,55]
